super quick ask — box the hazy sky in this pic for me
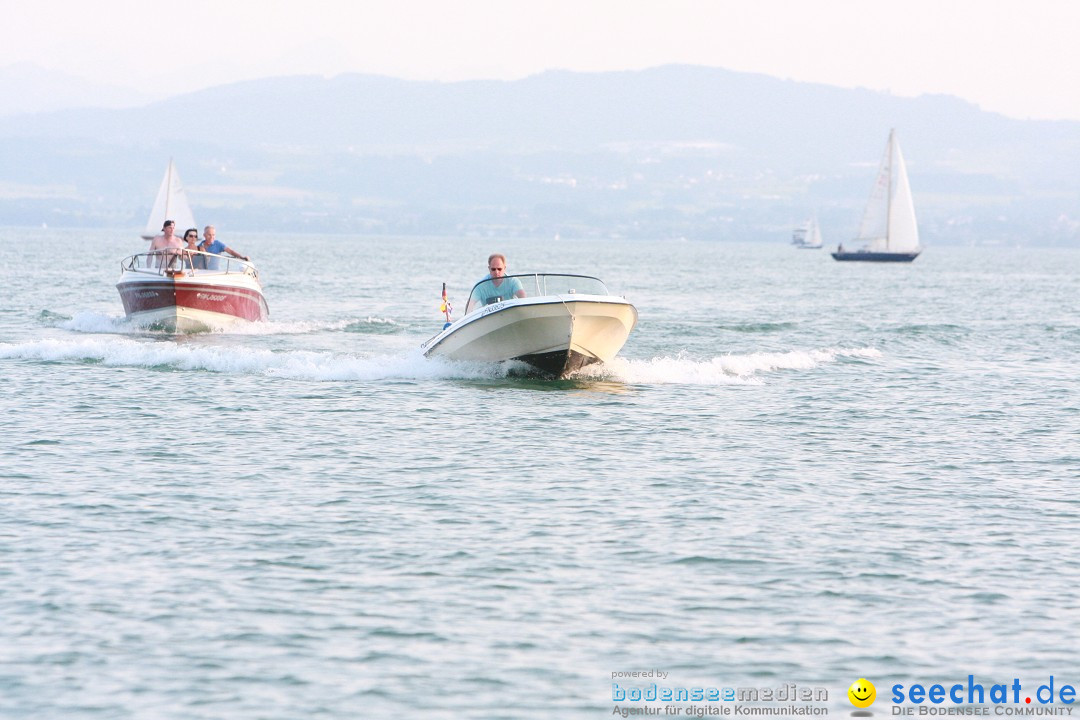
[4,0,1080,120]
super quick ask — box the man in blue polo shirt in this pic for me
[467,253,526,311]
[197,225,250,270]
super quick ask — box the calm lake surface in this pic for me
[1,229,1078,719]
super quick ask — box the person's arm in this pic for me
[225,246,250,261]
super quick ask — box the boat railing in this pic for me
[120,250,259,281]
[463,273,609,315]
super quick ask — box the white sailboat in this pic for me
[792,216,823,249]
[140,159,196,240]
[833,129,922,262]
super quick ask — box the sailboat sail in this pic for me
[852,130,919,253]
[855,137,893,251]
[805,218,823,248]
[793,217,823,248]
[141,160,196,240]
[887,145,920,252]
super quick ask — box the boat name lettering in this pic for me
[196,293,227,301]
[481,302,505,316]
[134,291,158,299]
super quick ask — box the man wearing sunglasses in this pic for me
[475,253,526,306]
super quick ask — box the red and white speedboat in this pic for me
[116,250,269,332]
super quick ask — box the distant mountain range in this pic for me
[1,64,1077,245]
[0,63,151,116]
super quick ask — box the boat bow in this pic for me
[116,250,268,332]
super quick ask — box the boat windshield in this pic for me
[463,273,610,315]
[120,250,258,279]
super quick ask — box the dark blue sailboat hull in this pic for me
[832,250,920,263]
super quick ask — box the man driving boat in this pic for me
[472,253,526,306]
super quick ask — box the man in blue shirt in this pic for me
[197,225,250,270]
[468,253,526,311]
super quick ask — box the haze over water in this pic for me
[1,230,1077,718]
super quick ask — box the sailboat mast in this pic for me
[885,130,894,250]
[164,158,173,220]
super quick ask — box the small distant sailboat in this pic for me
[792,217,823,249]
[833,129,922,262]
[140,159,196,240]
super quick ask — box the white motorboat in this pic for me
[422,273,637,377]
[116,250,269,332]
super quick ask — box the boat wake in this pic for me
[577,347,882,385]
[49,311,138,334]
[0,337,881,385]
[47,311,400,336]
[0,336,512,381]
[221,316,401,336]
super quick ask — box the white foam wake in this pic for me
[0,337,880,385]
[218,316,400,335]
[0,336,508,381]
[577,347,882,385]
[53,311,400,336]
[55,311,138,334]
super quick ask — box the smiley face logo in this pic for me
[848,679,876,708]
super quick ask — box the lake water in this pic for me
[1,229,1078,719]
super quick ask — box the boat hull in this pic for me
[423,296,637,378]
[832,250,920,263]
[116,273,268,332]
